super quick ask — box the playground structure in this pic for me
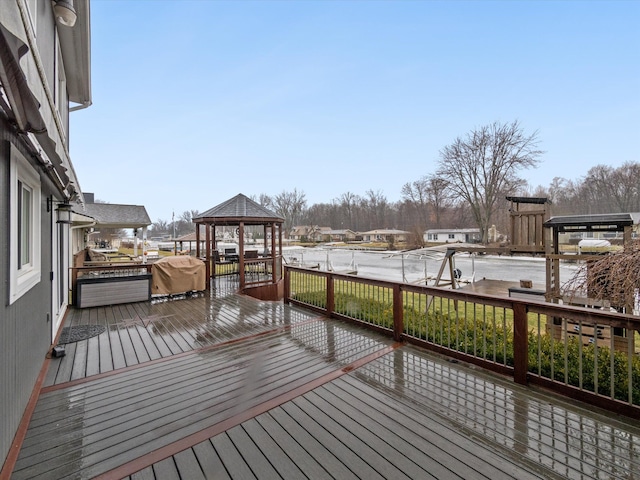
[432,196,551,289]
[432,197,640,350]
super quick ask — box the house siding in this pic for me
[0,130,56,465]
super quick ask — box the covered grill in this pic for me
[151,256,206,295]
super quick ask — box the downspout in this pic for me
[69,101,92,112]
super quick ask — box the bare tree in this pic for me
[150,219,169,236]
[273,189,307,234]
[339,192,361,231]
[363,189,390,230]
[425,174,452,228]
[256,193,273,209]
[401,177,430,230]
[437,120,543,243]
[583,162,640,213]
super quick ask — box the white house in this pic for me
[360,229,410,244]
[424,228,481,244]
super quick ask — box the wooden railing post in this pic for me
[393,284,404,342]
[283,267,290,305]
[71,267,78,306]
[513,302,529,385]
[326,272,335,317]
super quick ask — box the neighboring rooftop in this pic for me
[78,193,151,229]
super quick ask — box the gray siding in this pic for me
[0,129,55,465]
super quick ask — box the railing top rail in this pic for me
[73,264,152,272]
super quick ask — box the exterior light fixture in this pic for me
[56,202,73,224]
[52,0,77,27]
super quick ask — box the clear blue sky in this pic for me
[69,0,640,223]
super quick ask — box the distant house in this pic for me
[289,225,331,242]
[424,228,481,244]
[360,229,410,244]
[325,229,357,242]
[0,0,92,468]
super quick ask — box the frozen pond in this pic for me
[282,246,580,289]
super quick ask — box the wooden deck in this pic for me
[9,277,640,479]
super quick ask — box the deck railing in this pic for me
[284,265,640,419]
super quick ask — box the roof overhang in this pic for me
[58,0,91,106]
[71,210,96,227]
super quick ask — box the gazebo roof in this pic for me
[193,193,283,225]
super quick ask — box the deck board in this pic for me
[281,399,411,480]
[226,426,282,480]
[129,466,155,480]
[98,323,114,372]
[211,434,257,480]
[150,457,179,480]
[172,448,206,480]
[85,334,101,376]
[108,324,127,370]
[238,419,308,480]
[265,407,360,479]
[10,277,640,479]
[70,338,88,380]
[192,440,232,479]
[254,413,334,480]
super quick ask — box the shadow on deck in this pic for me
[9,277,640,479]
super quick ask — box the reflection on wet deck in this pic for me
[12,277,640,479]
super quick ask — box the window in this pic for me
[448,234,455,239]
[19,180,33,267]
[10,144,41,304]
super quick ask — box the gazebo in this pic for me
[192,193,285,300]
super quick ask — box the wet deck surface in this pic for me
[11,278,640,479]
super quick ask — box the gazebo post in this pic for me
[205,223,211,282]
[239,222,245,288]
[195,225,200,258]
[212,224,217,278]
[272,223,278,283]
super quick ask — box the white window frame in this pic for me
[10,145,41,304]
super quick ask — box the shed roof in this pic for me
[193,193,283,225]
[81,203,152,229]
[543,212,640,232]
[505,196,550,205]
